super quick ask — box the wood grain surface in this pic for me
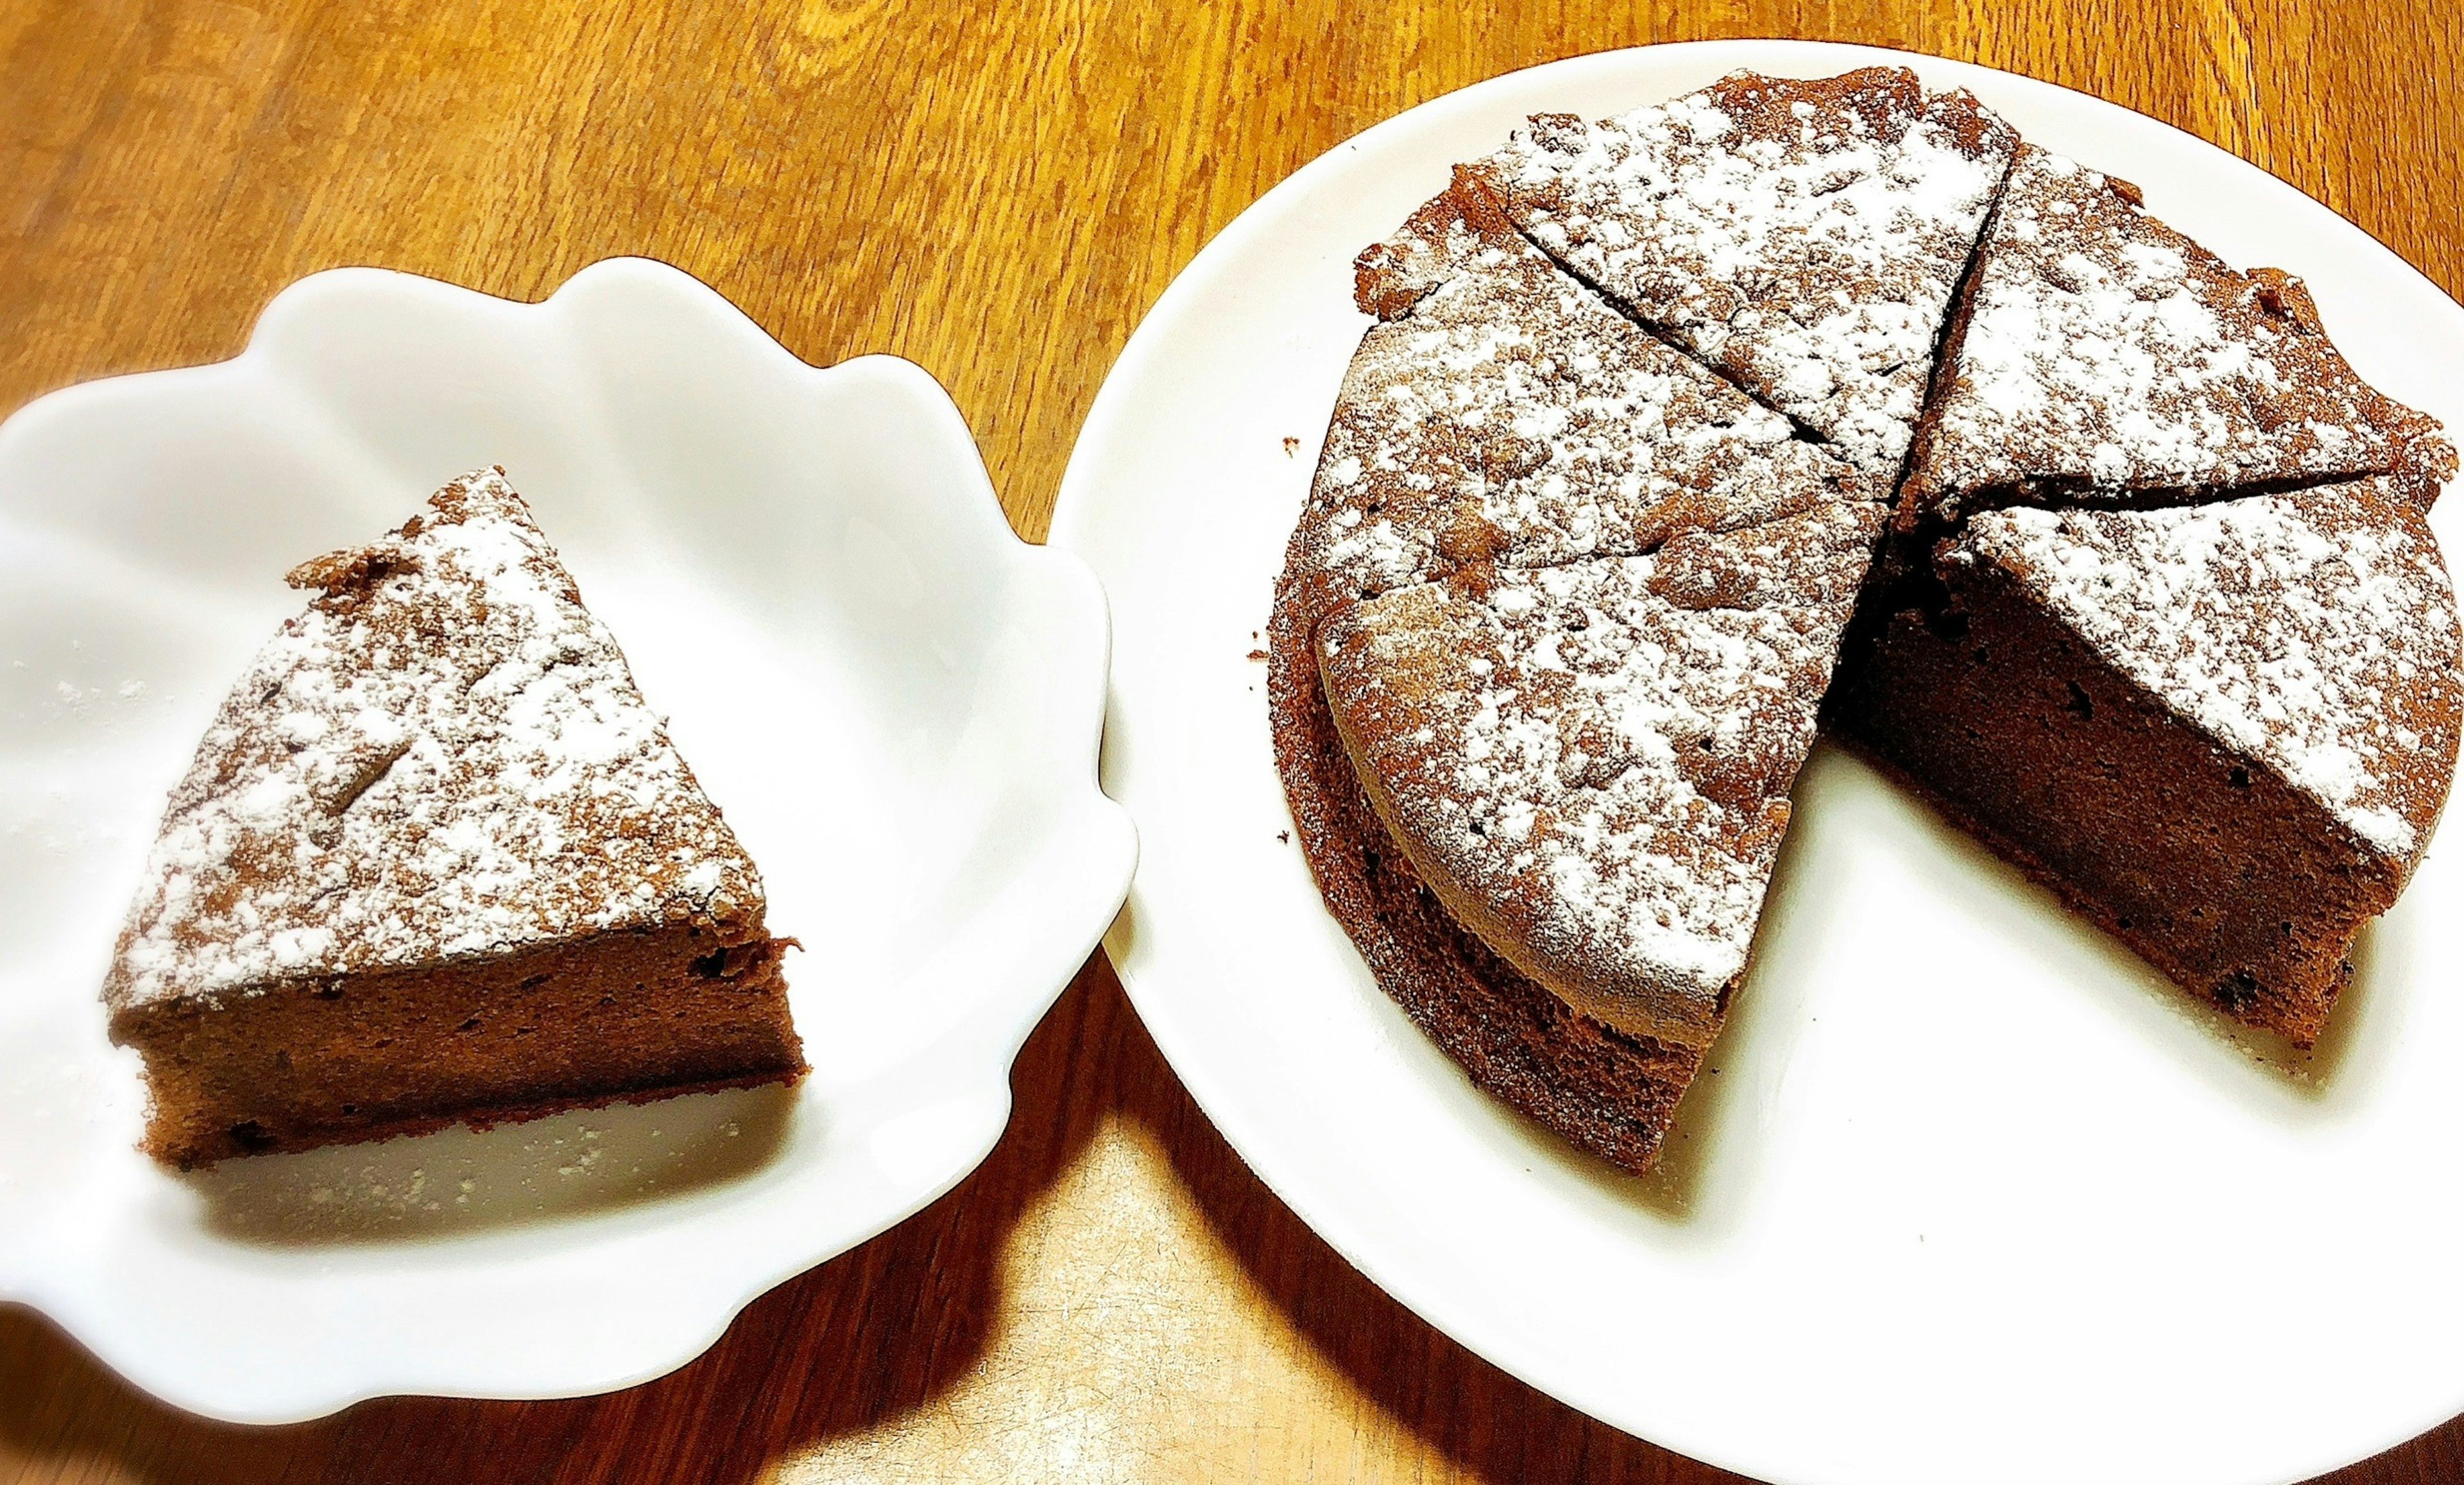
[5,3,2463,1481]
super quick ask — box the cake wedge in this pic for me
[1272,173,1881,1173]
[1829,477,2461,1045]
[1294,169,1856,613]
[105,468,804,1167]
[1901,144,2454,525]
[1471,67,2017,477]
[1316,497,1882,1057]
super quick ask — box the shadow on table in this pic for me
[4,958,2460,1485]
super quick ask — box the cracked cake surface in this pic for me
[107,467,766,1014]
[1472,65,2016,477]
[1903,144,2455,523]
[1274,64,2457,1165]
[1315,496,1882,1049]
[1296,173,1866,611]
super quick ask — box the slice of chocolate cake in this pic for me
[105,468,804,1167]
[1273,171,1879,1173]
[1471,67,2016,477]
[1901,144,2455,525]
[1316,498,1881,1054]
[1269,588,1706,1172]
[1279,67,2460,1173]
[1828,477,2461,1044]
[1297,170,1860,613]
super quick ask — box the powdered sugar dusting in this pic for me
[1478,68,2015,475]
[1316,498,1879,1045]
[1296,181,1861,607]
[1909,145,2454,518]
[1962,479,2461,860]
[105,468,762,1012]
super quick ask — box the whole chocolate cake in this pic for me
[1274,66,2460,1174]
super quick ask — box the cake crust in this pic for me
[1268,554,1704,1173]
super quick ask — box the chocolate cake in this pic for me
[1315,502,1879,1053]
[1298,170,1860,611]
[1830,479,2461,1046]
[1471,66,2017,477]
[1274,165,1885,1170]
[1902,144,2455,524]
[1269,593,1705,1171]
[1275,66,2459,1173]
[105,468,804,1168]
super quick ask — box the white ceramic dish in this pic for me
[1050,40,2464,1485]
[0,257,1135,1424]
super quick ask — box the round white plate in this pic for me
[0,258,1136,1423]
[1049,40,2464,1485]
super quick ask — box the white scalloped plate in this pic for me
[1051,40,2464,1485]
[0,257,1135,1424]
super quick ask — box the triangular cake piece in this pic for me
[1272,176,1880,1171]
[1294,171,1866,611]
[1903,144,2455,524]
[1316,496,1881,1055]
[105,469,804,1166]
[1470,67,2016,477]
[1270,599,1706,1173]
[1830,477,2460,1044]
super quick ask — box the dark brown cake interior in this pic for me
[114,916,800,1169]
[1826,541,2400,1047]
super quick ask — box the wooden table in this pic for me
[5,3,2461,1480]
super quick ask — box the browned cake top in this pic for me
[1315,496,1882,1048]
[105,468,764,1014]
[1473,66,2016,476]
[1905,145,2456,521]
[1956,477,2463,865]
[1296,176,1860,608]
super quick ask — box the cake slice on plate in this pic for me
[105,468,804,1167]
[1471,67,2017,477]
[1829,477,2461,1044]
[1901,144,2454,525]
